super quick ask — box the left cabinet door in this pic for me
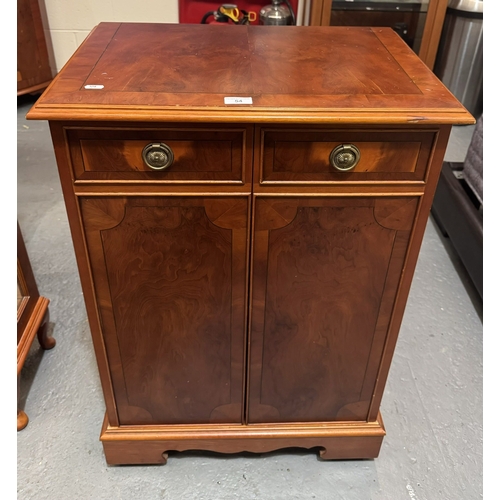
[80,196,250,425]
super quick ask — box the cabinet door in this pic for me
[248,196,418,423]
[80,196,249,425]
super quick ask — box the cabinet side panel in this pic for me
[80,196,249,425]
[17,0,53,93]
[48,123,121,426]
[248,196,417,423]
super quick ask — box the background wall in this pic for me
[39,0,180,74]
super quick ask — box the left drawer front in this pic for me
[67,127,248,183]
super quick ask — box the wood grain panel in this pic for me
[28,22,472,463]
[248,196,418,423]
[248,27,420,97]
[100,417,386,464]
[261,129,435,183]
[26,24,474,125]
[17,0,52,95]
[67,127,249,183]
[84,23,253,95]
[80,196,249,425]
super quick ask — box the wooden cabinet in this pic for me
[17,0,53,95]
[26,23,473,465]
[309,0,451,70]
[17,223,55,430]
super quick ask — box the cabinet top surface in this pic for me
[27,23,474,124]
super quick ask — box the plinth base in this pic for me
[100,413,386,465]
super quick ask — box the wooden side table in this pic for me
[17,0,53,96]
[17,223,55,431]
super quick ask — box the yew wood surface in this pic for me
[17,0,53,95]
[17,223,55,431]
[48,120,450,417]
[26,24,474,125]
[100,416,386,464]
[79,196,250,425]
[248,196,418,423]
[67,125,251,183]
[17,223,41,342]
[17,223,55,356]
[365,124,452,421]
[29,22,473,464]
[260,128,435,183]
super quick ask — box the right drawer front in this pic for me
[260,129,436,184]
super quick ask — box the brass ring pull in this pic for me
[142,143,174,170]
[329,144,361,172]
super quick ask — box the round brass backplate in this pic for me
[329,144,361,172]
[142,143,174,170]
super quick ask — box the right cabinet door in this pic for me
[248,196,419,424]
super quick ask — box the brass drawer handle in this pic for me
[142,143,174,170]
[329,144,361,172]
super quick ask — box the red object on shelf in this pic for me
[179,0,299,25]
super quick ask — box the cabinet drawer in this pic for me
[67,127,250,183]
[260,129,435,184]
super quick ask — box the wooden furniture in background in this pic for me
[27,23,473,464]
[431,115,483,299]
[417,0,450,69]
[17,0,53,95]
[17,223,55,431]
[309,0,449,69]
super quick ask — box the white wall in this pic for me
[38,0,180,74]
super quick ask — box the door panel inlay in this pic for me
[248,197,417,423]
[81,196,249,425]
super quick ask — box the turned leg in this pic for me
[17,374,29,431]
[36,309,55,350]
[17,410,29,431]
[18,308,54,431]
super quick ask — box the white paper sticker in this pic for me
[224,97,253,105]
[84,84,104,89]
